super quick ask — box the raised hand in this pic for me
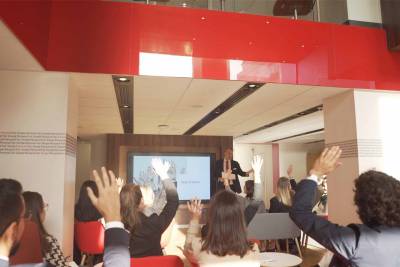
[287,164,293,177]
[151,158,171,180]
[187,198,203,221]
[311,146,342,178]
[87,167,121,223]
[116,177,125,193]
[251,155,264,183]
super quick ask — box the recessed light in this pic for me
[117,77,129,82]
[182,2,187,7]
[248,84,257,88]
[299,112,306,115]
[158,124,169,128]
[122,105,129,108]
[201,16,206,20]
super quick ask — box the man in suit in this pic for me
[290,146,400,267]
[0,167,130,267]
[215,148,253,194]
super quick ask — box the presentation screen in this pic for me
[127,153,213,201]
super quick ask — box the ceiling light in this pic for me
[248,84,257,88]
[182,2,187,7]
[117,77,129,82]
[158,124,169,128]
[122,105,129,108]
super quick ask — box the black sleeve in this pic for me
[269,197,278,213]
[289,179,357,260]
[158,178,179,232]
[234,161,248,177]
[290,178,297,191]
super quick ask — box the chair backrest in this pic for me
[10,220,43,265]
[247,213,300,240]
[130,256,184,267]
[75,221,105,254]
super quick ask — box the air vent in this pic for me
[112,76,133,133]
[184,82,264,135]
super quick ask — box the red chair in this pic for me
[10,220,43,265]
[75,221,105,265]
[130,256,184,267]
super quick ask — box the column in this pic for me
[0,70,78,257]
[323,89,400,225]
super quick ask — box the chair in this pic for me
[130,255,184,267]
[10,220,43,265]
[247,213,302,258]
[75,221,105,265]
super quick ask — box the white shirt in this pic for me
[0,255,9,262]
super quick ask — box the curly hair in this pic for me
[354,170,400,228]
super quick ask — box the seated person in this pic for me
[269,177,294,213]
[290,146,400,267]
[119,158,179,258]
[184,193,260,267]
[75,180,103,222]
[23,191,69,267]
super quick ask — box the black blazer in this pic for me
[269,196,291,213]
[290,179,400,267]
[215,159,248,194]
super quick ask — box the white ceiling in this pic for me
[0,21,43,71]
[134,75,245,134]
[70,73,123,138]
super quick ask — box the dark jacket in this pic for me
[129,178,179,258]
[215,159,248,194]
[290,179,400,267]
[269,196,291,213]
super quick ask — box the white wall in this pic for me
[233,143,273,207]
[278,142,324,181]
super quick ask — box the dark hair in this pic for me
[75,180,102,222]
[22,191,50,253]
[354,170,400,228]
[0,179,24,236]
[244,180,254,199]
[120,184,142,232]
[202,190,252,257]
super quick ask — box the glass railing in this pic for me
[128,0,349,24]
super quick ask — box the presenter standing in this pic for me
[215,148,253,194]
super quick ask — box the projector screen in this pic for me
[127,153,213,201]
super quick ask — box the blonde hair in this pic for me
[276,177,293,206]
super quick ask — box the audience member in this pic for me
[23,191,69,267]
[223,156,266,223]
[0,179,25,266]
[290,146,400,267]
[269,177,294,213]
[75,180,102,222]
[120,158,179,258]
[184,192,260,267]
[87,167,130,267]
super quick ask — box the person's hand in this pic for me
[310,146,342,178]
[116,177,125,193]
[87,167,121,223]
[187,198,203,221]
[287,164,293,177]
[251,155,263,183]
[151,158,170,180]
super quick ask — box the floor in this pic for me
[164,226,327,267]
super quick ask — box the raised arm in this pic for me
[184,199,203,262]
[251,155,264,201]
[152,158,179,232]
[88,167,130,267]
[289,147,357,261]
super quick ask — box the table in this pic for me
[259,252,302,267]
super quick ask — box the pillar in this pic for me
[323,89,400,225]
[0,70,78,257]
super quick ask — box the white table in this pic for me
[259,252,302,267]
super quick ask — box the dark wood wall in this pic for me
[106,133,232,179]
[381,0,400,50]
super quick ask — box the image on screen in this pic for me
[129,153,211,201]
